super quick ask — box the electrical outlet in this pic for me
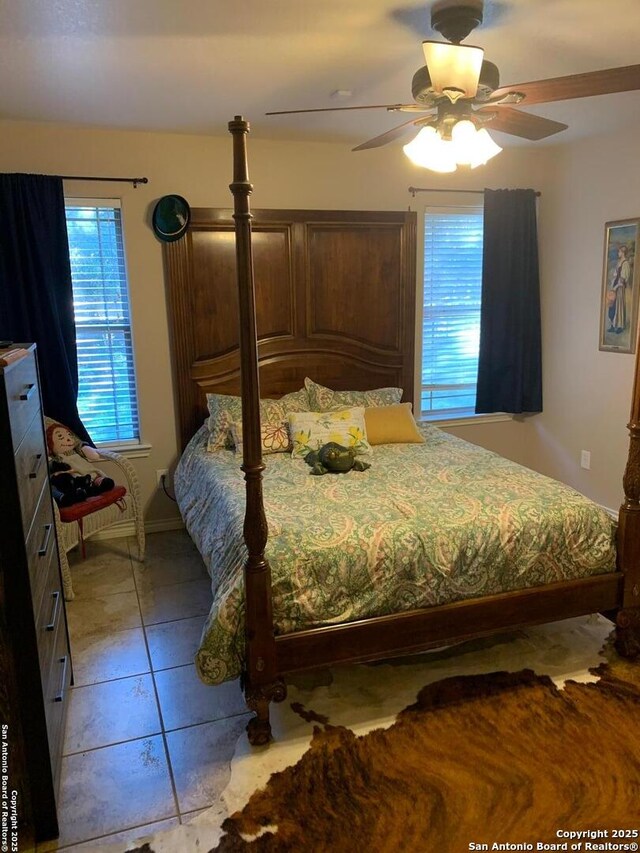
[156,468,169,488]
[580,450,591,470]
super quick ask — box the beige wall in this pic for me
[484,127,640,513]
[0,119,564,524]
[451,124,640,514]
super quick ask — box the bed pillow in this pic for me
[229,420,291,455]
[206,387,309,451]
[288,407,371,459]
[304,377,403,412]
[364,403,425,445]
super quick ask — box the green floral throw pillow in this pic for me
[206,387,309,452]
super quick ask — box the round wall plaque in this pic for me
[152,194,191,242]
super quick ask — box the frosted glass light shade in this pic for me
[403,126,457,173]
[469,128,503,168]
[404,123,502,173]
[422,41,484,101]
[450,119,477,164]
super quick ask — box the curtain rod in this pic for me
[59,175,149,188]
[408,186,541,198]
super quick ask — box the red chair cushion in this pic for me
[58,486,127,523]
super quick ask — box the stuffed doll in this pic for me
[45,420,115,495]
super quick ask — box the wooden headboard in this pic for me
[164,207,417,448]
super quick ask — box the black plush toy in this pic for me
[49,460,114,507]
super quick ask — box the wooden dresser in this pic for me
[0,344,72,846]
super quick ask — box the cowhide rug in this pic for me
[115,617,639,853]
[216,650,640,851]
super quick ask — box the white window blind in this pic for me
[421,206,483,419]
[65,199,140,444]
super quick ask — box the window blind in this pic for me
[65,200,140,444]
[421,207,483,418]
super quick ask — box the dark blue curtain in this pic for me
[475,188,542,414]
[0,173,91,442]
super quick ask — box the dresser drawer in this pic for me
[1,345,65,840]
[44,616,71,793]
[15,410,48,536]
[35,549,64,680]
[5,353,39,450]
[27,484,56,617]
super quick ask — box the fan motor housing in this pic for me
[411,60,500,104]
[431,3,483,44]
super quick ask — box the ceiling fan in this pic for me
[266,1,640,171]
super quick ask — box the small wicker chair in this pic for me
[55,449,145,600]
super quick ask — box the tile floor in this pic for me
[37,532,618,852]
[37,530,249,852]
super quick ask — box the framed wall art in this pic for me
[599,218,640,353]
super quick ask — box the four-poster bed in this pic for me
[165,115,640,745]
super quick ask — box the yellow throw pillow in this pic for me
[364,403,425,445]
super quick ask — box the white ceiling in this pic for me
[1,0,640,150]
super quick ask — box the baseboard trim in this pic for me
[91,517,185,541]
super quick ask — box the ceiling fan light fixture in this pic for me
[468,128,502,168]
[404,120,502,173]
[403,126,457,173]
[450,118,477,163]
[422,41,484,101]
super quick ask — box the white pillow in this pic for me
[288,408,371,459]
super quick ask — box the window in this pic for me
[420,206,483,420]
[65,199,140,444]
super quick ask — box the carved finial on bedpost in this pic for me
[229,116,253,190]
[228,116,286,743]
[616,327,640,657]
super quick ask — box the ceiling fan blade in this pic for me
[265,103,424,116]
[490,64,640,107]
[475,106,568,140]
[352,118,429,152]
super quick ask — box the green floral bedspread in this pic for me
[174,425,616,685]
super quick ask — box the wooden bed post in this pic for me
[615,338,640,658]
[228,116,286,745]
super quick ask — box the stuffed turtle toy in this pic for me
[304,442,371,476]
